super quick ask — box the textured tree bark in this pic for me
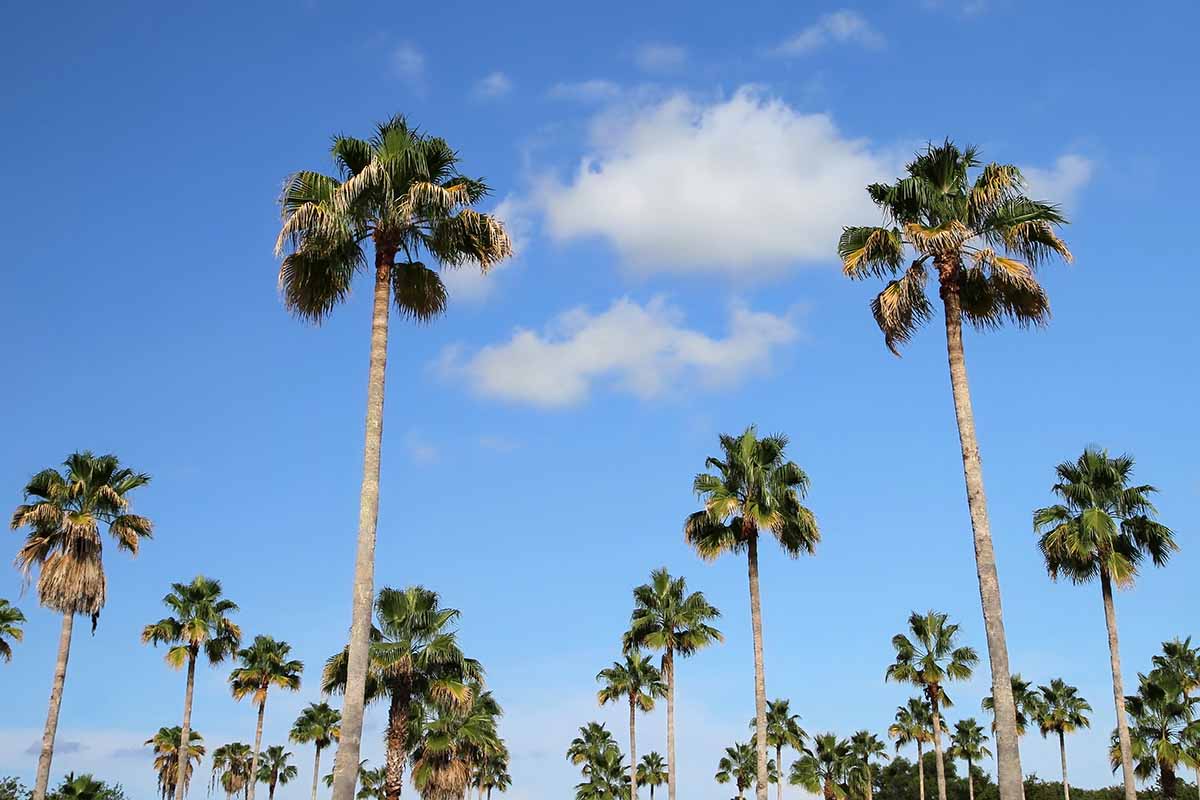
[1101,569,1137,800]
[1058,730,1070,800]
[331,253,392,800]
[665,648,676,800]
[917,742,925,800]
[747,534,770,800]
[930,693,947,800]
[175,648,198,800]
[628,694,638,800]
[1160,761,1176,800]
[31,613,74,800]
[966,758,975,800]
[938,274,1023,800]
[248,698,267,800]
[385,689,410,800]
[777,745,785,800]
[310,746,323,800]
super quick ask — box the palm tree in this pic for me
[229,636,303,800]
[839,141,1073,800]
[888,698,939,800]
[1109,672,1199,800]
[886,610,977,800]
[1036,679,1092,800]
[257,746,298,800]
[276,114,511,800]
[849,731,889,800]
[717,741,777,800]
[146,726,205,800]
[791,733,854,800]
[52,774,108,800]
[947,719,990,800]
[982,674,1042,737]
[1152,638,1200,800]
[323,586,478,800]
[212,743,255,800]
[143,576,241,800]
[638,753,667,800]
[625,568,723,800]
[412,696,502,800]
[568,723,619,768]
[686,427,819,800]
[1036,447,1178,800]
[357,766,387,800]
[291,702,342,800]
[574,743,629,800]
[597,651,666,800]
[0,599,25,662]
[756,700,808,800]
[10,451,153,800]
[472,745,511,800]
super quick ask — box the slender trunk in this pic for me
[1101,568,1137,800]
[1194,767,1198,800]
[966,758,974,800]
[776,745,784,800]
[269,780,277,800]
[865,765,874,800]
[747,534,769,800]
[938,274,1023,800]
[248,698,267,800]
[665,649,676,800]
[917,742,925,800]
[1057,731,1070,800]
[1161,761,1177,800]
[628,694,638,800]
[929,692,947,800]
[311,746,323,800]
[650,785,655,800]
[31,613,73,800]
[823,779,835,800]
[332,250,393,800]
[175,648,198,800]
[385,689,409,800]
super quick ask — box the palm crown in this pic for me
[229,635,303,705]
[568,723,619,768]
[1110,672,1200,782]
[257,745,298,790]
[1037,679,1092,738]
[838,140,1073,354]
[597,652,666,711]
[886,610,978,705]
[790,734,854,800]
[982,674,1042,736]
[0,599,25,662]
[211,742,254,798]
[638,752,667,790]
[717,742,777,796]
[291,702,342,751]
[146,726,205,800]
[142,575,241,668]
[947,719,991,763]
[889,698,938,752]
[625,568,723,664]
[758,699,808,754]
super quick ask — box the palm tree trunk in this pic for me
[777,746,785,800]
[311,746,323,800]
[248,698,267,800]
[665,648,676,800]
[31,613,73,800]
[269,781,277,800]
[331,252,392,800]
[628,694,638,800]
[966,758,974,800]
[1160,761,1177,800]
[1057,731,1070,800]
[1101,568,1137,800]
[917,742,925,800]
[929,693,947,800]
[385,690,409,800]
[746,534,770,800]
[938,276,1023,800]
[175,649,198,800]
[865,766,874,800]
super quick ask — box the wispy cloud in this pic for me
[774,10,884,55]
[1021,154,1094,210]
[634,42,687,72]
[474,71,513,99]
[392,42,425,88]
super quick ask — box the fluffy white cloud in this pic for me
[1022,154,1094,209]
[474,70,513,98]
[547,79,622,102]
[774,10,884,55]
[537,87,896,275]
[635,42,687,71]
[392,42,425,86]
[440,297,797,408]
[441,195,532,302]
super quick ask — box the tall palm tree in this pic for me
[276,115,511,800]
[686,427,819,800]
[791,733,854,800]
[982,674,1042,737]
[717,741,777,800]
[10,451,153,800]
[888,698,939,800]
[947,719,990,800]
[756,700,808,800]
[229,636,303,800]
[839,141,1074,800]
[0,599,25,662]
[143,576,241,800]
[257,746,298,800]
[212,743,255,800]
[638,753,667,800]
[1036,447,1178,800]
[849,731,888,800]
[625,568,723,800]
[1109,672,1199,800]
[323,586,479,800]
[597,651,666,800]
[291,702,342,800]
[886,610,977,800]
[1036,679,1092,800]
[1152,638,1200,800]
[146,726,205,800]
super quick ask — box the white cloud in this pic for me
[442,195,532,303]
[392,42,425,87]
[1021,154,1094,210]
[440,297,797,408]
[474,71,513,99]
[774,10,884,55]
[635,42,687,71]
[547,79,622,102]
[537,87,896,276]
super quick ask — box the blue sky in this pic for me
[1,1,1197,798]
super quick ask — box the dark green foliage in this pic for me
[45,774,127,800]
[0,777,30,800]
[873,755,991,800]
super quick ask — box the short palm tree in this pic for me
[686,427,819,800]
[1036,679,1091,800]
[143,576,241,800]
[888,698,939,800]
[849,731,888,800]
[947,719,990,800]
[146,726,205,800]
[791,733,853,800]
[276,115,510,800]
[0,599,25,662]
[291,702,342,800]
[472,744,511,800]
[597,651,665,800]
[323,586,479,800]
[211,743,254,800]
[1036,447,1178,800]
[568,723,619,768]
[53,773,107,800]
[717,741,777,800]
[638,753,668,800]
[229,636,303,800]
[625,568,722,800]
[10,451,153,800]
[257,745,298,800]
[756,700,808,800]
[1109,672,1200,800]
[886,610,977,800]
[574,743,629,800]
[357,766,386,800]
[1152,638,1200,799]
[412,695,502,800]
[982,674,1042,737]
[839,141,1073,800]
